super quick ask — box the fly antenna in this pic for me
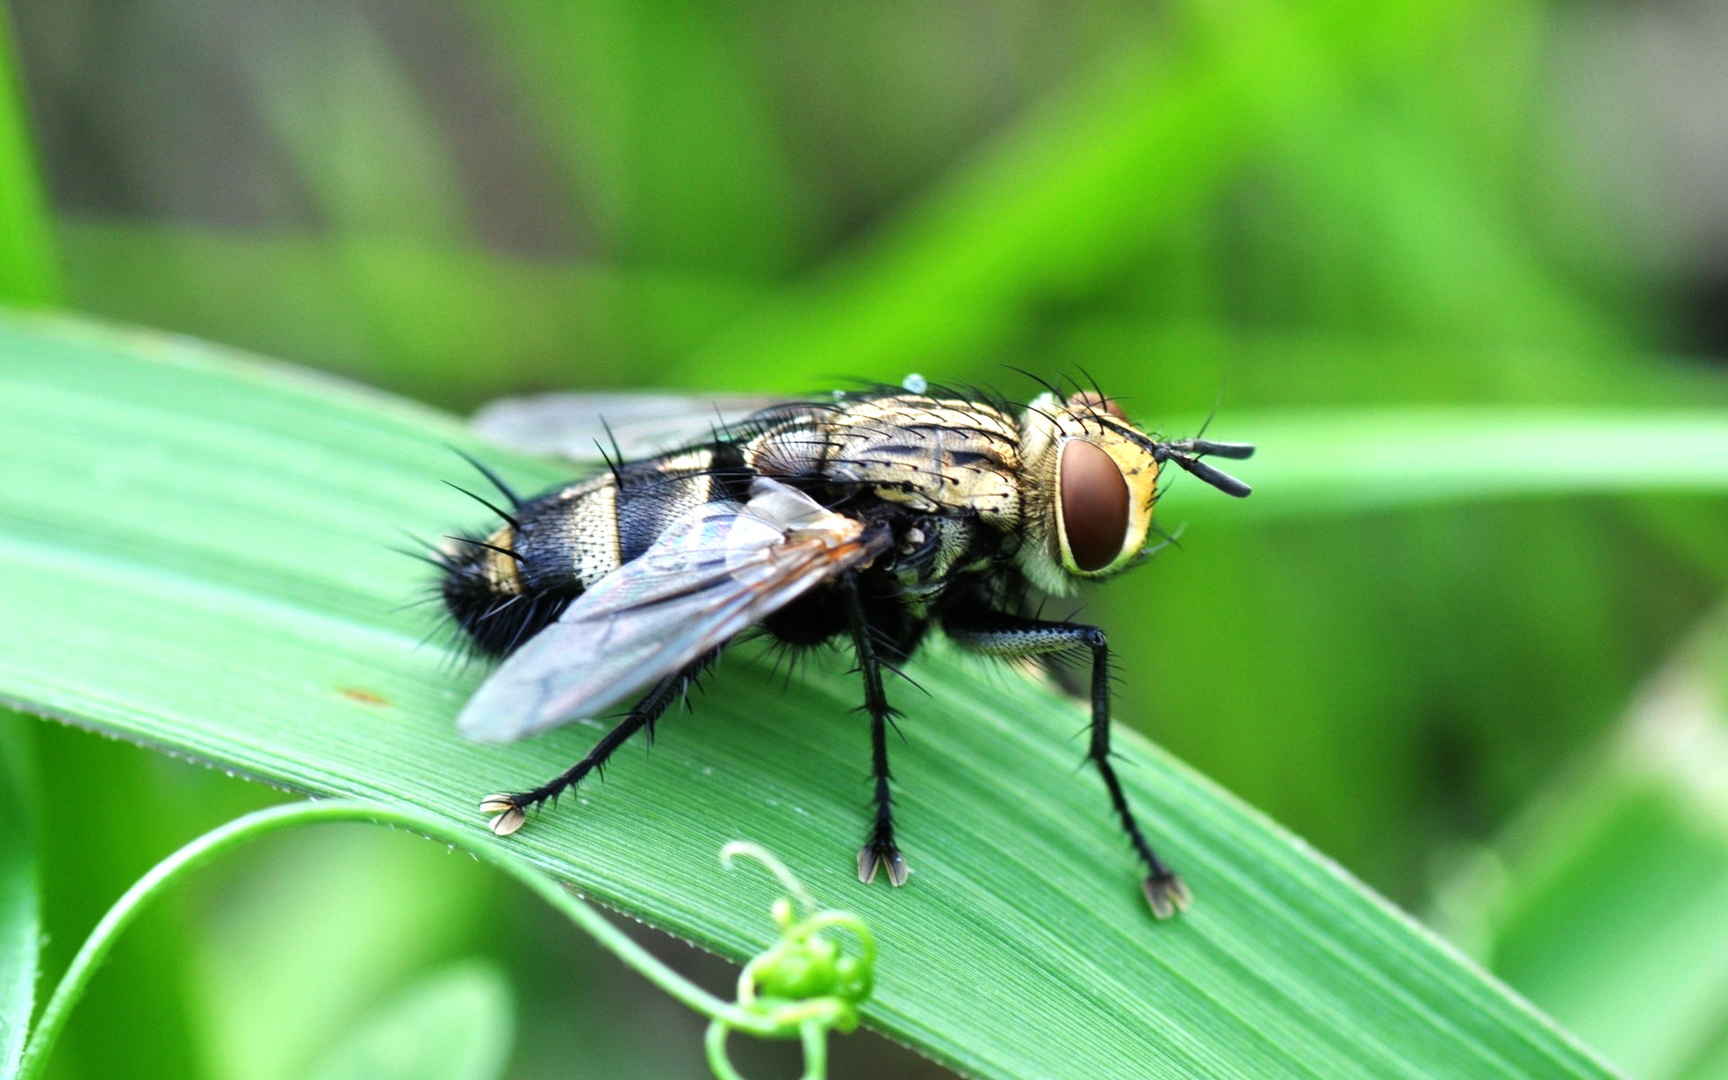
[1184,439,1256,460]
[1194,403,1219,442]
[1195,373,1231,441]
[1155,438,1255,498]
[1164,453,1253,497]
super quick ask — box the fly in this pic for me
[434,379,1254,918]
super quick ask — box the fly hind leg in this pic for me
[944,612,1191,918]
[480,660,702,836]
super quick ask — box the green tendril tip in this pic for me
[707,842,877,1080]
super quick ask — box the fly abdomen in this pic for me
[440,495,581,658]
[441,442,751,657]
[613,443,751,561]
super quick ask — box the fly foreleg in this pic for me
[943,613,1190,918]
[844,575,909,887]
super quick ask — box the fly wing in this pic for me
[457,478,885,743]
[471,392,778,461]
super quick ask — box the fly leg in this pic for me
[944,612,1191,918]
[844,575,909,887]
[480,660,703,836]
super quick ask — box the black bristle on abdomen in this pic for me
[433,450,585,659]
[438,533,580,658]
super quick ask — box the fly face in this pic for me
[434,381,1255,918]
[1015,390,1255,596]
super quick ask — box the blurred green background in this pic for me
[4,0,1727,1077]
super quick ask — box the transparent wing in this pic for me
[457,478,885,743]
[471,392,778,461]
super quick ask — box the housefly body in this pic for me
[434,379,1254,918]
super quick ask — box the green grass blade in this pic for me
[0,726,39,1079]
[0,314,1613,1078]
[1188,409,1728,524]
[1441,607,1728,1078]
[0,7,60,305]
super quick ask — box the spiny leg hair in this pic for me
[844,574,909,887]
[480,660,705,836]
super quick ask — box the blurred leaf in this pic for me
[233,7,505,383]
[0,725,38,1079]
[1047,319,1728,413]
[23,718,273,1080]
[476,0,811,276]
[1204,408,1728,523]
[1440,607,1728,1078]
[681,0,1482,386]
[0,7,59,305]
[244,8,469,246]
[1625,498,1728,587]
[306,963,513,1080]
[58,220,760,407]
[1239,3,1613,358]
[1681,1025,1728,1080]
[0,314,1612,1078]
[190,827,502,1080]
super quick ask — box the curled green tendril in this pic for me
[706,842,877,1080]
[15,806,876,1080]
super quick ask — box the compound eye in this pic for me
[1060,440,1130,572]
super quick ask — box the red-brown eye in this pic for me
[1060,440,1129,572]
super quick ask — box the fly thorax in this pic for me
[811,395,1023,524]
